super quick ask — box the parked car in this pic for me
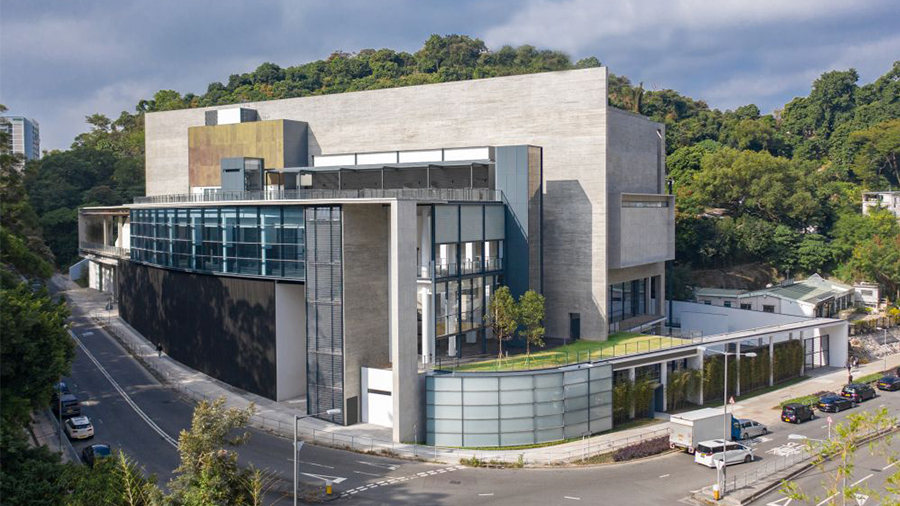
[818,394,854,413]
[694,439,754,467]
[52,394,81,418]
[876,375,900,392]
[781,403,815,424]
[732,419,768,440]
[64,416,94,440]
[81,444,111,468]
[840,383,876,403]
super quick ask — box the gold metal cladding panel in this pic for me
[188,120,286,187]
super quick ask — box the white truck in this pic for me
[669,408,733,454]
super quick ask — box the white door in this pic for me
[367,392,393,428]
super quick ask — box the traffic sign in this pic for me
[827,416,833,424]
[729,396,735,405]
[855,493,868,506]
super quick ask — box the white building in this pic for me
[862,191,900,221]
[695,274,854,318]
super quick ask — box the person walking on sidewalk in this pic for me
[157,343,163,357]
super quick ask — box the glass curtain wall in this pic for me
[608,278,652,325]
[130,206,306,280]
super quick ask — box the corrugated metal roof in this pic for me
[743,275,853,304]
[694,288,746,297]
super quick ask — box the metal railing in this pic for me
[134,188,502,205]
[79,241,130,258]
[89,311,671,465]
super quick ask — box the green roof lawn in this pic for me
[450,332,685,372]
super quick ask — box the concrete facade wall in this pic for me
[390,201,420,442]
[342,204,391,425]
[275,283,307,401]
[605,108,668,270]
[145,68,617,342]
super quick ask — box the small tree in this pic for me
[168,396,256,505]
[517,290,546,357]
[781,408,897,505]
[487,286,518,362]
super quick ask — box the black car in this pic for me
[818,394,854,412]
[81,444,111,467]
[840,383,876,403]
[52,394,81,418]
[781,403,815,424]
[876,375,900,391]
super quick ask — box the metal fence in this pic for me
[79,241,130,258]
[91,313,671,465]
[133,188,502,205]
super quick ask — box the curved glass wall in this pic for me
[130,206,306,280]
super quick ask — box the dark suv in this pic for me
[818,394,853,412]
[52,394,81,418]
[841,383,876,403]
[781,403,814,424]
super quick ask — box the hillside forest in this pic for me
[11,34,900,299]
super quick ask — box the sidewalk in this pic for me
[52,274,900,466]
[31,408,79,463]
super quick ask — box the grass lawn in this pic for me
[450,332,685,372]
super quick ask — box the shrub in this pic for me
[612,436,670,462]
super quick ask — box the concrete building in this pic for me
[78,67,676,441]
[0,115,40,167]
[862,191,900,221]
[694,274,854,318]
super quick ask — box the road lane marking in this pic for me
[340,465,465,498]
[479,493,494,496]
[659,474,670,478]
[564,496,581,501]
[816,494,837,506]
[883,460,899,471]
[69,330,177,447]
[298,460,334,469]
[851,473,873,486]
[357,460,399,470]
[82,332,94,336]
[353,470,380,477]
[300,472,347,484]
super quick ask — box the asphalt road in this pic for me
[752,434,899,505]
[53,281,900,504]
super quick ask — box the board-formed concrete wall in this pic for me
[145,68,618,341]
[426,363,613,447]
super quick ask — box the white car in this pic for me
[65,416,94,440]
[694,439,753,468]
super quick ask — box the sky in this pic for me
[1,0,898,151]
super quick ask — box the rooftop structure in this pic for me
[695,274,854,318]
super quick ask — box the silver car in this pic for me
[734,419,768,440]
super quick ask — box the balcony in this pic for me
[134,188,502,205]
[419,257,504,280]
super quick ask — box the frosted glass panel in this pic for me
[464,377,498,391]
[564,369,588,384]
[500,375,532,390]
[534,387,564,402]
[535,401,564,416]
[434,205,459,243]
[535,414,564,429]
[433,433,462,447]
[432,391,462,404]
[500,403,534,418]
[464,391,499,405]
[433,405,463,418]
[501,431,535,447]
[565,395,589,411]
[536,428,564,442]
[464,405,499,419]
[501,417,534,432]
[433,376,462,391]
[485,205,505,240]
[590,365,612,380]
[433,419,462,433]
[464,419,499,434]
[564,409,589,425]
[534,373,563,388]
[460,205,483,241]
[500,389,534,404]
[464,433,499,447]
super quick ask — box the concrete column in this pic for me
[768,336,775,387]
[735,342,741,398]
[660,361,668,413]
[420,285,434,365]
[116,217,125,249]
[102,217,109,246]
[390,200,419,443]
[798,331,805,377]
[628,367,636,419]
[687,351,704,406]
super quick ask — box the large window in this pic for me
[130,206,306,280]
[608,278,651,324]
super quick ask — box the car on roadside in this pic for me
[64,416,94,440]
[818,394,854,413]
[840,383,876,403]
[732,419,768,440]
[876,375,900,392]
[81,444,111,468]
[694,439,754,467]
[781,403,815,424]
[52,394,81,418]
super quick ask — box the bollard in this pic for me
[712,484,720,501]
[326,479,333,496]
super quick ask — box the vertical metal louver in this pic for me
[305,206,344,424]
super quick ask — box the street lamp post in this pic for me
[294,408,341,506]
[698,346,757,498]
